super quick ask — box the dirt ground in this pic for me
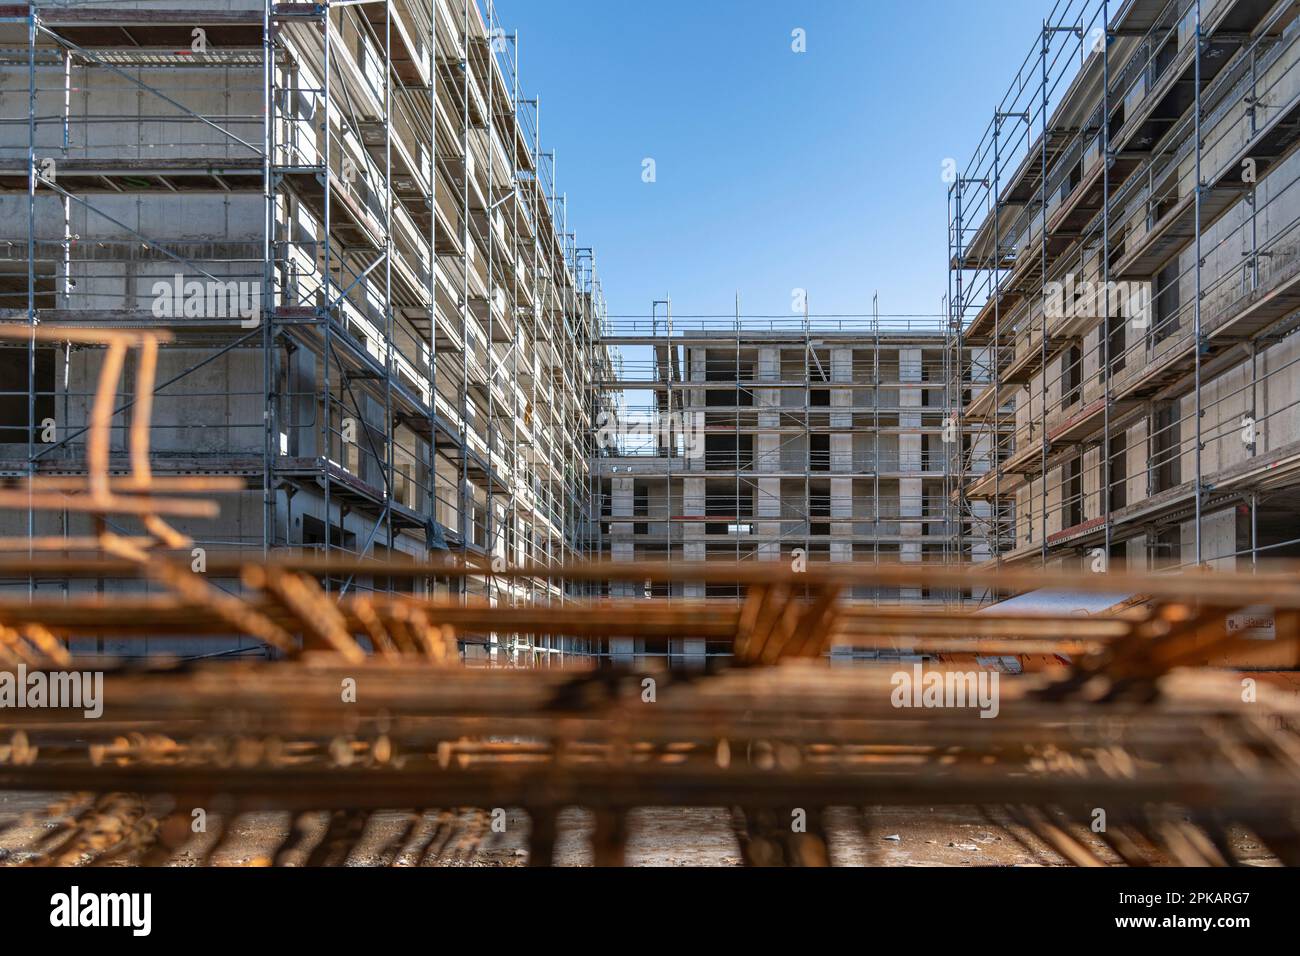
[0,791,1280,866]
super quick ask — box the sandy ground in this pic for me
[0,791,1280,866]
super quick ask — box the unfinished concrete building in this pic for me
[593,308,980,662]
[0,0,610,662]
[949,0,1300,574]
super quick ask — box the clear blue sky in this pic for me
[497,0,1048,322]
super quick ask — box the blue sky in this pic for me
[497,0,1048,323]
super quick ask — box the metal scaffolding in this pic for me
[948,0,1300,580]
[593,305,967,649]
[0,0,611,665]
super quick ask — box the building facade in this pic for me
[949,0,1300,573]
[0,0,610,662]
[593,311,981,663]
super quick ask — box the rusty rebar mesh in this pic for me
[1,581,1298,867]
[1,325,1299,866]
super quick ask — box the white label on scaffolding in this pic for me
[1228,607,1275,640]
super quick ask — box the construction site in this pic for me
[0,0,611,662]
[949,0,1300,574]
[593,309,968,660]
[0,0,1298,888]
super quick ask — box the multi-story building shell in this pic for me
[949,0,1300,574]
[0,0,610,662]
[592,307,982,661]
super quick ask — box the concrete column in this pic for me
[1182,507,1236,571]
[611,476,634,523]
[1125,534,1146,571]
[831,345,854,419]
[610,477,637,662]
[687,347,708,472]
[1126,420,1147,507]
[899,348,923,602]
[681,477,706,530]
[757,346,780,428]
[756,475,781,560]
[971,345,993,386]
[970,429,991,474]
[1046,464,1065,537]
[756,477,782,517]
[969,501,992,564]
[831,347,853,384]
[831,433,853,472]
[682,476,707,603]
[830,475,853,569]
[756,346,783,490]
[831,347,855,473]
[679,537,707,667]
[830,476,853,521]
[1082,445,1101,523]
